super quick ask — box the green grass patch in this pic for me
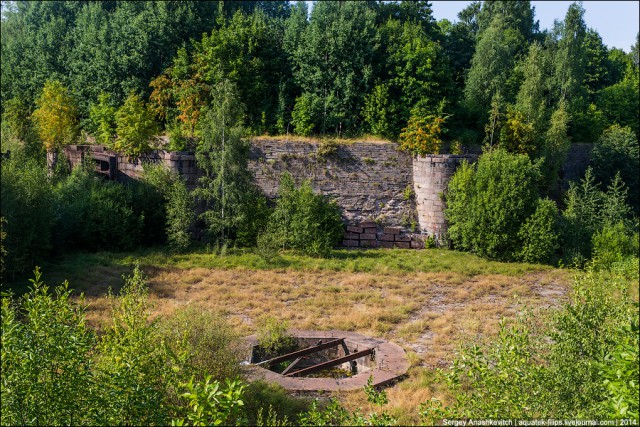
[2,246,556,294]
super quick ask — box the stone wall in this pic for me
[412,154,477,243]
[61,140,594,250]
[248,139,416,227]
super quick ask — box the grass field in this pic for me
[14,247,572,424]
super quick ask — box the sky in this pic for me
[430,1,640,52]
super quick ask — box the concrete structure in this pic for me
[242,330,409,392]
[60,139,593,248]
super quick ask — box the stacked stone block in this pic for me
[342,221,426,249]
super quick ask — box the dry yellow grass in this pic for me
[76,263,570,423]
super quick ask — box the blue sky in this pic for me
[430,1,640,52]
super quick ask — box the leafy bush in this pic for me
[420,268,639,422]
[445,148,547,261]
[54,164,144,251]
[172,376,247,426]
[1,268,96,426]
[266,172,344,257]
[0,157,54,276]
[591,221,639,271]
[142,164,194,251]
[291,93,320,136]
[157,305,241,384]
[561,168,632,266]
[517,198,560,264]
[399,113,448,156]
[256,316,297,360]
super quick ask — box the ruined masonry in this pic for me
[60,141,476,249]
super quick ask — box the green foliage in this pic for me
[499,106,536,154]
[598,77,640,137]
[290,1,379,135]
[256,316,297,359]
[517,198,560,264]
[540,100,570,190]
[0,157,54,277]
[599,320,639,419]
[172,376,247,427]
[1,268,96,426]
[363,83,393,138]
[298,377,396,426]
[591,222,639,271]
[158,305,241,385]
[399,112,448,156]
[420,312,547,421]
[291,93,320,136]
[194,80,257,245]
[142,164,194,252]
[54,164,145,252]
[89,92,117,147]
[591,124,639,213]
[445,148,546,261]
[94,265,172,425]
[114,92,159,157]
[561,168,633,265]
[421,267,639,422]
[31,80,80,152]
[266,172,344,257]
[465,14,524,113]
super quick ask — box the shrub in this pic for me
[172,376,247,426]
[1,268,96,426]
[517,198,560,264]
[142,164,194,251]
[420,268,638,422]
[591,222,639,271]
[54,165,144,251]
[157,305,241,384]
[445,148,542,261]
[267,172,344,257]
[291,93,319,136]
[399,113,448,156]
[0,158,54,276]
[256,316,297,360]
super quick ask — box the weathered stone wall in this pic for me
[412,154,477,243]
[248,139,416,227]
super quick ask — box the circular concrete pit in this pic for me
[242,330,409,391]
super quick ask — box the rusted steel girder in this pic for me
[285,347,375,377]
[256,338,345,367]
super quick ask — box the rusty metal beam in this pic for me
[285,347,374,377]
[256,338,344,367]
[280,357,303,376]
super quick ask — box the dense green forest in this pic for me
[0,1,639,425]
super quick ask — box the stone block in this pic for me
[343,232,360,240]
[384,226,402,235]
[410,240,424,249]
[359,221,377,228]
[380,241,394,249]
[364,227,378,234]
[379,233,394,242]
[394,242,410,249]
[360,239,379,248]
[360,233,376,240]
[346,226,363,233]
[394,234,411,242]
[343,240,359,247]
